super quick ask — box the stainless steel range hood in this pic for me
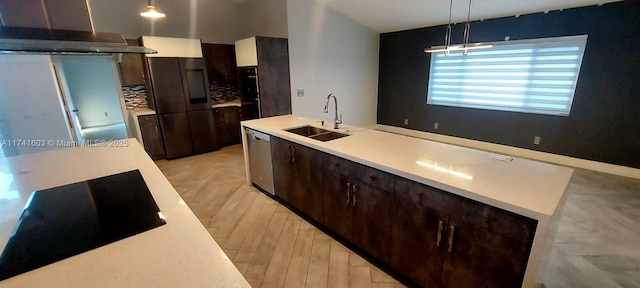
[0,26,157,55]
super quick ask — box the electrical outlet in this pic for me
[434,122,439,129]
[296,89,304,97]
[404,119,409,125]
[534,136,541,145]
[104,112,108,117]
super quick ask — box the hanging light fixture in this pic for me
[140,0,166,19]
[424,0,493,55]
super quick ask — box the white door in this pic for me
[51,58,84,145]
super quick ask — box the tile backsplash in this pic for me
[210,81,240,103]
[122,85,148,110]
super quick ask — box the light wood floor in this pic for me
[156,144,405,288]
[156,144,640,288]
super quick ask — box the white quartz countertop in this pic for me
[212,99,242,108]
[242,115,574,221]
[0,140,250,287]
[129,107,156,116]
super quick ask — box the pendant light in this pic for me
[140,0,166,19]
[424,0,492,55]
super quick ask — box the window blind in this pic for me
[427,35,587,116]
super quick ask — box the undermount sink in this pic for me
[309,132,349,141]
[284,125,331,137]
[284,125,349,142]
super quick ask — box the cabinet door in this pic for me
[138,114,164,160]
[323,156,354,241]
[119,39,145,86]
[147,58,185,114]
[179,58,211,111]
[158,113,193,159]
[213,108,226,145]
[224,107,241,144]
[201,43,238,85]
[440,198,537,288]
[255,37,292,117]
[188,109,217,154]
[350,177,394,264]
[214,107,241,146]
[271,137,294,201]
[289,142,325,221]
[270,137,324,221]
[391,178,453,288]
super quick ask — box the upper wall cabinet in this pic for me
[141,36,203,58]
[0,0,92,31]
[201,43,238,86]
[119,39,146,86]
[235,37,259,67]
[235,36,292,118]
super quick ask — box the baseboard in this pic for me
[375,124,640,180]
[81,120,124,129]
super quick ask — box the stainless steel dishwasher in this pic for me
[246,128,275,195]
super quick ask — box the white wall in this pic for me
[286,0,379,127]
[0,55,73,157]
[237,0,288,39]
[88,0,242,44]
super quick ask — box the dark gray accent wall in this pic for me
[377,0,640,169]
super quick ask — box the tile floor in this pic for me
[80,123,127,142]
[156,144,640,288]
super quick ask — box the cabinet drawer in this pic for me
[328,155,395,192]
[394,176,460,215]
[451,197,537,244]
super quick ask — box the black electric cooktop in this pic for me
[0,170,166,281]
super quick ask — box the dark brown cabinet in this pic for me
[138,114,164,160]
[119,39,146,86]
[213,106,241,146]
[441,196,536,288]
[236,37,292,119]
[391,178,458,287]
[324,155,395,263]
[271,137,324,221]
[201,43,238,86]
[255,37,292,118]
[393,177,536,288]
[268,134,538,288]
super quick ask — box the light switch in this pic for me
[297,89,304,97]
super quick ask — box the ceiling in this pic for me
[313,0,622,33]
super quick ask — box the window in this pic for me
[426,35,587,116]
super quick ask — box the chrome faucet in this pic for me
[323,93,342,129]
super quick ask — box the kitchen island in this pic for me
[0,140,250,288]
[241,115,574,288]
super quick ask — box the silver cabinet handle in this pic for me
[346,182,351,204]
[436,220,444,247]
[352,184,357,207]
[448,225,455,253]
